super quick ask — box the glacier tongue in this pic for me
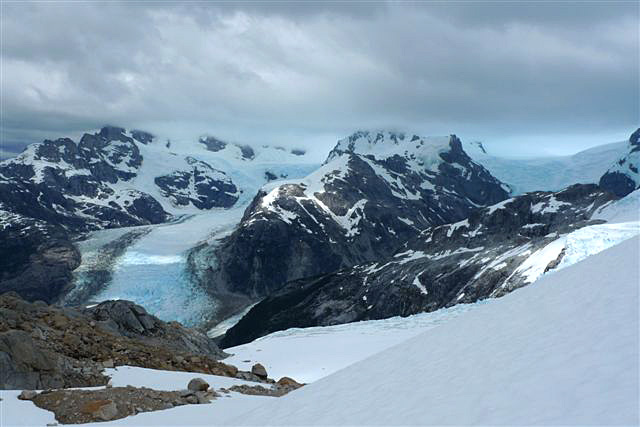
[93,210,245,326]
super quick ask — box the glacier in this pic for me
[67,135,319,325]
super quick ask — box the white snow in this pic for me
[330,131,450,168]
[593,188,640,223]
[217,236,640,426]
[412,274,428,295]
[531,196,570,214]
[509,221,639,286]
[223,302,482,384]
[464,140,628,195]
[486,197,515,214]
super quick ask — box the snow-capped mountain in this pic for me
[0,127,169,231]
[599,128,640,197]
[463,138,628,195]
[220,183,626,347]
[0,126,319,305]
[0,126,318,231]
[197,131,509,316]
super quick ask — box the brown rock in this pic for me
[187,377,209,392]
[276,376,303,389]
[18,390,38,400]
[251,363,268,378]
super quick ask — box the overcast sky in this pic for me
[1,1,638,160]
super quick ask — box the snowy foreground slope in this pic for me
[221,236,639,426]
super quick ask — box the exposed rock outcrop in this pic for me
[82,300,229,360]
[0,126,170,231]
[0,212,79,303]
[0,293,234,390]
[154,156,239,209]
[29,386,219,424]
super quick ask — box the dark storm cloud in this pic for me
[1,1,637,158]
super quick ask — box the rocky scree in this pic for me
[0,293,236,389]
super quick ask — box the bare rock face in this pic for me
[82,300,228,360]
[276,376,304,393]
[0,216,80,303]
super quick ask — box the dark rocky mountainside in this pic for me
[197,132,509,314]
[0,210,80,303]
[220,184,616,348]
[599,128,640,197]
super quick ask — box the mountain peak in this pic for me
[327,130,454,165]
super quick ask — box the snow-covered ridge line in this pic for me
[463,138,629,195]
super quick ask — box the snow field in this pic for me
[218,236,639,426]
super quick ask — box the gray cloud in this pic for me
[1,1,637,159]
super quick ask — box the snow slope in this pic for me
[223,301,484,383]
[594,189,640,223]
[464,140,627,194]
[220,235,640,426]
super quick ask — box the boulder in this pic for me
[187,377,209,392]
[18,390,38,400]
[93,400,119,421]
[251,363,268,379]
[276,377,303,389]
